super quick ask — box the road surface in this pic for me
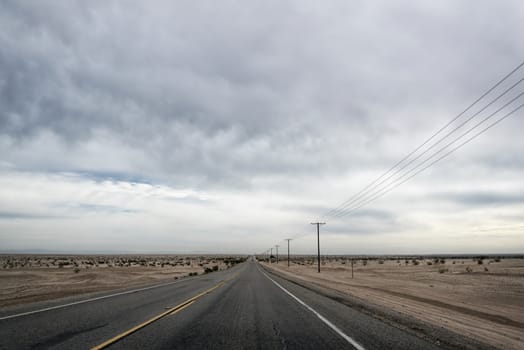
[0,259,442,349]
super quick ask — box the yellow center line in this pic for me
[91,279,229,350]
[168,300,195,316]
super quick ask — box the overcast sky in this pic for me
[1,1,523,254]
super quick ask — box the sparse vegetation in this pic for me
[0,254,247,273]
[438,267,448,274]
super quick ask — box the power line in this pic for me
[267,62,524,257]
[321,60,524,219]
[329,78,524,218]
[335,102,524,218]
[334,91,523,218]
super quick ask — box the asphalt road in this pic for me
[0,259,442,349]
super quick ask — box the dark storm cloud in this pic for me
[1,0,523,191]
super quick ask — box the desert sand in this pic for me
[0,255,245,307]
[263,256,524,350]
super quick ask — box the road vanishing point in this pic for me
[0,259,442,349]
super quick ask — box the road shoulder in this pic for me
[261,263,496,350]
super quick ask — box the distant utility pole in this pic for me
[311,222,326,273]
[285,239,292,267]
[275,245,280,264]
[270,248,273,263]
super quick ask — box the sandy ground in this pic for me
[263,257,524,350]
[0,255,244,307]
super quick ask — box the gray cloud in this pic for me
[2,0,522,188]
[54,203,138,214]
[0,211,62,220]
[1,1,523,253]
[435,191,524,206]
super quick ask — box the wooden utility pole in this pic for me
[310,222,325,273]
[285,239,292,267]
[275,245,279,264]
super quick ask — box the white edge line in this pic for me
[258,263,366,350]
[0,277,188,321]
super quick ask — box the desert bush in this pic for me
[438,267,448,274]
[412,259,420,266]
[484,267,489,272]
[204,267,213,274]
[212,265,219,271]
[378,259,385,264]
[477,259,484,265]
[427,261,433,265]
[466,266,473,273]
[74,267,81,273]
[494,258,501,262]
[362,260,368,266]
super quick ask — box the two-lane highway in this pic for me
[0,259,442,349]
